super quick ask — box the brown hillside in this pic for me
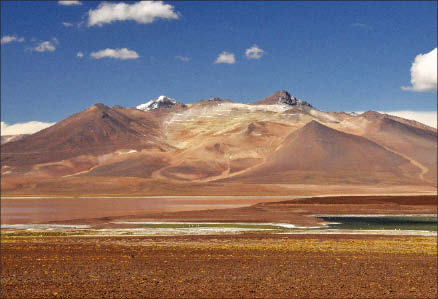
[1,104,163,171]
[226,120,422,185]
[362,116,437,183]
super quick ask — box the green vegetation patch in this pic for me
[318,216,438,232]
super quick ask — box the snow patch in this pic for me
[118,149,137,155]
[309,109,339,122]
[137,95,178,111]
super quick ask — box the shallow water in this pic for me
[318,216,438,232]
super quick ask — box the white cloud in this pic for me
[76,51,84,58]
[62,22,74,27]
[1,121,55,136]
[382,111,437,128]
[90,48,139,60]
[30,38,58,52]
[214,51,236,64]
[245,45,265,60]
[351,23,372,30]
[175,55,190,62]
[401,48,437,92]
[87,1,179,27]
[1,35,25,44]
[58,1,82,6]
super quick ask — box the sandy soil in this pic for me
[2,175,435,196]
[1,234,436,298]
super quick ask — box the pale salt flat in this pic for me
[94,227,261,236]
[112,221,298,229]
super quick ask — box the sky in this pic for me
[1,1,437,134]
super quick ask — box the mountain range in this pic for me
[1,90,436,195]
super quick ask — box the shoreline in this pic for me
[2,194,436,227]
[2,191,437,199]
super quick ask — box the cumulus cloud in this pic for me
[175,55,190,62]
[401,48,437,92]
[87,1,179,27]
[1,121,55,136]
[76,51,84,58]
[382,111,437,128]
[30,38,58,52]
[1,35,25,44]
[214,51,235,64]
[90,48,139,60]
[58,1,82,6]
[62,22,74,27]
[245,45,265,59]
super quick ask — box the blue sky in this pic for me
[1,1,437,130]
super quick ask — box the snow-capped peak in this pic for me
[136,95,178,111]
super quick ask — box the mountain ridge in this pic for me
[1,90,436,193]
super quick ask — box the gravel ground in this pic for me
[1,234,436,298]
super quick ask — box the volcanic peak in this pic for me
[136,95,179,111]
[253,90,312,107]
[88,103,110,111]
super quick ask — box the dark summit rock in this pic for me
[252,90,312,107]
[277,90,297,105]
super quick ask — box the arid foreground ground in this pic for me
[2,194,437,298]
[1,234,437,299]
